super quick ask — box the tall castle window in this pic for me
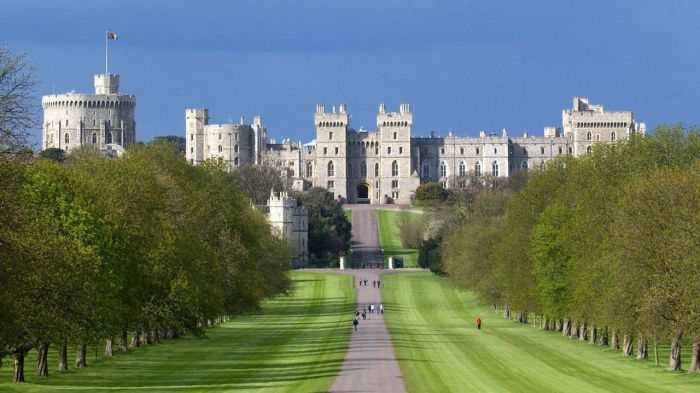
[475,161,481,177]
[65,133,70,143]
[234,157,239,166]
[335,147,339,155]
[399,147,403,154]
[611,131,616,141]
[587,146,592,153]
[329,132,333,140]
[375,162,379,177]
[92,132,97,144]
[218,145,223,153]
[388,147,392,154]
[106,132,112,144]
[458,161,466,176]
[234,145,239,153]
[492,161,499,177]
[306,162,313,177]
[440,161,447,177]
[422,161,430,178]
[540,147,545,155]
[393,132,397,140]
[360,161,367,177]
[392,160,399,177]
[460,147,464,155]
[328,161,335,177]
[587,131,592,141]
[476,147,480,155]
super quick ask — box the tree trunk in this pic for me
[669,330,683,371]
[555,319,562,332]
[589,326,596,345]
[35,342,49,377]
[622,334,633,356]
[105,337,113,357]
[636,334,648,360]
[75,343,87,367]
[503,305,510,319]
[570,321,578,339]
[58,343,68,371]
[522,312,528,324]
[562,319,570,337]
[542,315,549,330]
[118,330,128,352]
[129,330,140,348]
[13,351,25,383]
[611,329,619,350]
[599,327,608,346]
[654,339,659,367]
[139,331,149,346]
[689,342,699,373]
[579,322,587,341]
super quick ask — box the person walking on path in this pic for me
[353,316,359,332]
[364,278,368,286]
[362,309,366,320]
[359,279,362,287]
[380,304,384,314]
[377,280,381,288]
[476,317,481,331]
[373,280,376,288]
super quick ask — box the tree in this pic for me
[38,148,66,162]
[415,182,447,204]
[295,187,351,266]
[0,47,37,154]
[234,164,286,205]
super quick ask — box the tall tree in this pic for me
[0,47,37,154]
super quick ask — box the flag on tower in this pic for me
[107,32,119,40]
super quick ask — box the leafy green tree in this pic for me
[295,187,351,266]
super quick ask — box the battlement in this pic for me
[377,103,412,128]
[268,190,297,207]
[315,103,349,127]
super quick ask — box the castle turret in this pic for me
[314,103,349,201]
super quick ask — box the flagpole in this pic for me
[105,31,108,74]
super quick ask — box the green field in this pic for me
[382,273,699,393]
[376,209,419,267]
[0,272,355,392]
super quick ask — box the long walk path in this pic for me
[346,204,385,268]
[332,204,406,392]
[330,269,407,393]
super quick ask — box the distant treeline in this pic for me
[0,143,292,382]
[425,125,700,373]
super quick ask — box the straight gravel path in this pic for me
[329,269,407,393]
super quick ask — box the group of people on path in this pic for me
[353,303,385,331]
[358,277,381,288]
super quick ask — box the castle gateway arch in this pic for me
[356,182,371,203]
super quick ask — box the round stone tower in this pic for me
[41,73,136,154]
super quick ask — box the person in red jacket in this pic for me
[476,317,482,331]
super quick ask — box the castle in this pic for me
[267,191,308,266]
[186,97,646,204]
[41,73,136,156]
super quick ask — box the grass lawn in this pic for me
[0,272,356,392]
[382,273,699,393]
[376,209,419,268]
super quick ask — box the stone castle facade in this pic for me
[267,191,308,267]
[186,97,645,204]
[41,74,136,156]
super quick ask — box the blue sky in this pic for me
[2,0,700,147]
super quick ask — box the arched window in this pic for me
[458,161,466,176]
[306,162,313,177]
[475,161,481,177]
[218,145,223,153]
[439,161,447,177]
[375,162,380,177]
[360,161,367,177]
[234,157,239,166]
[492,161,499,177]
[522,161,528,171]
[587,131,592,141]
[106,132,112,144]
[422,161,430,178]
[328,161,335,177]
[234,145,239,153]
[92,132,97,144]
[611,131,616,141]
[64,133,70,143]
[392,160,399,177]
[587,145,592,153]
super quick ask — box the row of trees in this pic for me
[439,126,700,372]
[0,144,292,382]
